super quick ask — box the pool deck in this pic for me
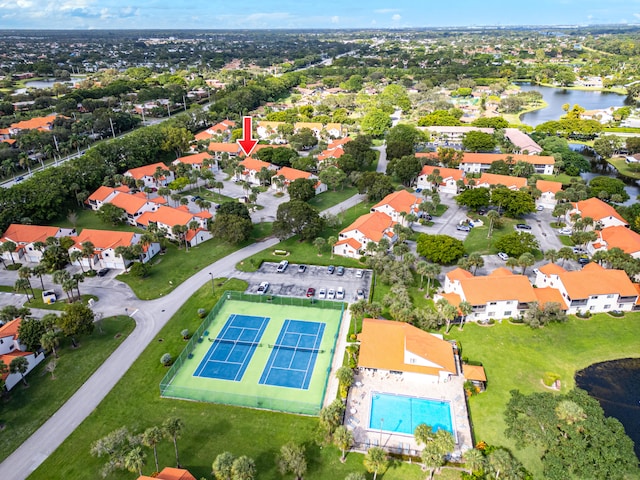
[345,368,473,459]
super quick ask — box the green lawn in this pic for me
[307,186,358,210]
[181,187,234,204]
[446,314,640,478]
[463,220,517,255]
[0,316,135,463]
[54,208,145,233]
[250,222,274,242]
[0,285,98,311]
[537,173,581,185]
[116,240,244,300]
[558,235,574,246]
[607,157,640,180]
[29,279,429,480]
[236,201,373,272]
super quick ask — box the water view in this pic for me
[575,358,640,458]
[518,83,628,126]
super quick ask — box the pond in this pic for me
[575,357,640,458]
[518,83,628,126]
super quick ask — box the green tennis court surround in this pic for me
[160,292,344,415]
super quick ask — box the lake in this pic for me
[518,83,628,126]
[575,357,640,459]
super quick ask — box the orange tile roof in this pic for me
[240,157,272,172]
[10,114,57,131]
[439,292,462,307]
[334,237,362,251]
[573,198,627,225]
[536,179,563,193]
[1,224,61,245]
[257,121,284,131]
[372,190,419,215]
[136,205,195,228]
[125,162,170,180]
[208,142,241,153]
[276,166,311,182]
[175,152,213,165]
[327,137,352,149]
[358,318,456,376]
[195,211,212,219]
[0,318,21,340]
[476,173,527,189]
[488,267,514,277]
[558,264,638,299]
[539,263,566,275]
[0,350,31,381]
[340,212,395,243]
[419,165,464,182]
[71,229,135,250]
[534,287,568,310]
[458,272,536,305]
[88,186,118,202]
[150,196,168,205]
[325,122,344,133]
[415,152,439,160]
[253,143,290,152]
[138,467,197,480]
[210,119,235,131]
[109,192,149,215]
[194,130,215,141]
[599,226,640,255]
[461,153,555,165]
[446,267,474,282]
[295,122,323,131]
[462,364,487,382]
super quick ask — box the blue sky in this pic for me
[0,0,639,29]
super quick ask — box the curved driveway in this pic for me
[0,192,366,480]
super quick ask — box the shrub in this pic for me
[129,262,150,278]
[197,308,207,318]
[542,372,560,387]
[160,353,173,366]
[6,263,22,271]
[181,329,189,340]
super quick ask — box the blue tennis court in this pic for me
[259,319,326,390]
[194,314,269,381]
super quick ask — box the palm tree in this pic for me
[14,278,32,302]
[467,252,484,275]
[463,448,486,475]
[544,248,559,264]
[335,366,354,387]
[141,426,163,473]
[163,417,184,467]
[81,241,96,271]
[41,330,61,358]
[231,456,256,480]
[333,426,354,463]
[327,236,338,259]
[486,210,501,240]
[505,257,518,272]
[123,446,146,477]
[436,298,457,334]
[558,246,575,266]
[414,423,434,446]
[458,300,473,330]
[517,252,535,275]
[10,356,30,385]
[18,266,35,298]
[212,451,235,480]
[313,237,326,256]
[363,447,388,480]
[424,262,441,297]
[53,269,72,301]
[488,448,514,480]
[70,250,85,273]
[416,260,429,289]
[1,240,17,265]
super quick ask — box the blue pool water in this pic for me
[369,392,454,436]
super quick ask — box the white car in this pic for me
[356,288,365,301]
[559,228,573,235]
[327,288,336,299]
[257,281,270,295]
[536,205,544,211]
[355,270,363,278]
[318,288,326,299]
[498,252,509,261]
[336,287,345,300]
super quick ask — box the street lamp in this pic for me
[209,272,215,296]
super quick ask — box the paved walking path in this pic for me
[0,193,363,480]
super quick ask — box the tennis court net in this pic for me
[268,344,325,354]
[212,338,263,348]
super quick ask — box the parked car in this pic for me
[516,223,532,230]
[477,208,487,215]
[306,287,315,297]
[336,287,345,300]
[327,265,335,274]
[573,247,587,255]
[498,252,509,261]
[336,266,345,276]
[97,267,110,277]
[318,288,326,299]
[355,270,364,278]
[559,228,573,235]
[578,257,590,266]
[257,281,270,295]
[298,264,307,273]
[356,288,365,300]
[327,288,336,299]
[276,260,289,273]
[456,224,471,232]
[14,176,24,182]
[536,205,544,211]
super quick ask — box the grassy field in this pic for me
[307,186,358,210]
[558,235,574,246]
[0,316,135,462]
[181,187,234,204]
[537,173,581,185]
[236,201,374,273]
[607,157,640,180]
[0,285,98,311]
[463,219,517,255]
[446,314,640,478]
[116,240,243,300]
[28,280,430,480]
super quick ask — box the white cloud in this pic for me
[331,15,339,24]
[633,12,640,19]
[375,8,399,14]
[392,13,401,21]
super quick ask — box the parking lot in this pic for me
[234,262,372,302]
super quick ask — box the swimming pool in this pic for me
[369,392,454,436]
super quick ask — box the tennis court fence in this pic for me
[159,291,344,415]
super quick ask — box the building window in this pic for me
[488,312,495,317]
[604,305,611,309]
[589,306,595,310]
[607,294,614,298]
[489,302,497,306]
[504,311,512,316]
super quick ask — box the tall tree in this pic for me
[141,426,163,473]
[57,302,94,347]
[276,442,307,480]
[231,456,256,480]
[163,416,184,467]
[9,356,29,386]
[212,452,235,480]
[333,426,354,463]
[363,447,388,480]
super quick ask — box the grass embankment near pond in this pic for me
[0,316,135,463]
[537,173,581,185]
[446,313,640,478]
[607,157,640,180]
[0,285,98,311]
[236,201,374,273]
[28,279,428,480]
